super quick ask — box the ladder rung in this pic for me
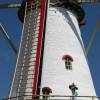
[18,57,36,62]
[25,14,39,19]
[20,46,34,51]
[29,11,40,15]
[22,34,36,40]
[32,33,39,37]
[21,44,33,49]
[18,86,33,89]
[22,38,36,44]
[16,66,32,70]
[25,16,40,22]
[22,40,38,47]
[17,65,35,67]
[32,36,38,39]
[19,83,31,87]
[21,36,38,43]
[24,46,37,50]
[15,74,34,77]
[32,40,38,43]
[30,48,37,51]
[16,69,34,73]
[14,82,33,85]
[17,64,36,68]
[24,23,40,28]
[19,48,36,54]
[19,82,33,86]
[25,17,40,24]
[23,45,33,49]
[15,70,34,73]
[17,60,36,64]
[20,46,35,53]
[31,45,38,49]
[21,51,36,56]
[17,62,35,68]
[15,78,34,81]
[19,52,37,58]
[17,64,35,67]
[28,27,39,32]
[21,37,38,44]
[26,7,40,12]
[23,60,36,63]
[16,70,34,74]
[15,74,33,77]
[32,44,38,47]
[23,33,38,39]
[15,73,32,76]
[17,91,32,93]
[24,24,39,30]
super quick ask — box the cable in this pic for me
[0,24,17,55]
[86,19,100,55]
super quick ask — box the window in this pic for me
[65,58,72,70]
[42,87,52,100]
[62,55,73,70]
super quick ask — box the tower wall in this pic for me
[40,7,96,97]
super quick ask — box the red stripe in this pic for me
[32,0,47,98]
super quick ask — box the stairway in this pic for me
[9,0,47,99]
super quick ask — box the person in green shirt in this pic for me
[69,83,78,100]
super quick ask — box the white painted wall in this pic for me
[40,7,96,98]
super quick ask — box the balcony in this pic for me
[3,95,100,100]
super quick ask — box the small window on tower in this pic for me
[42,87,52,100]
[62,55,73,70]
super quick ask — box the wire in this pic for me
[86,19,100,55]
[0,24,17,55]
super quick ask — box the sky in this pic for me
[0,0,100,99]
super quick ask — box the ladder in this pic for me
[9,0,47,99]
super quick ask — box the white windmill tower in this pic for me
[0,0,99,100]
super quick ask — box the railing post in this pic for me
[70,96,72,100]
[92,96,94,100]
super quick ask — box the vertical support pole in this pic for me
[92,96,94,100]
[32,0,47,98]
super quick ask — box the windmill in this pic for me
[0,0,100,100]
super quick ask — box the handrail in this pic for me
[3,95,100,100]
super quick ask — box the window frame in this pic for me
[62,55,73,70]
[42,87,52,100]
